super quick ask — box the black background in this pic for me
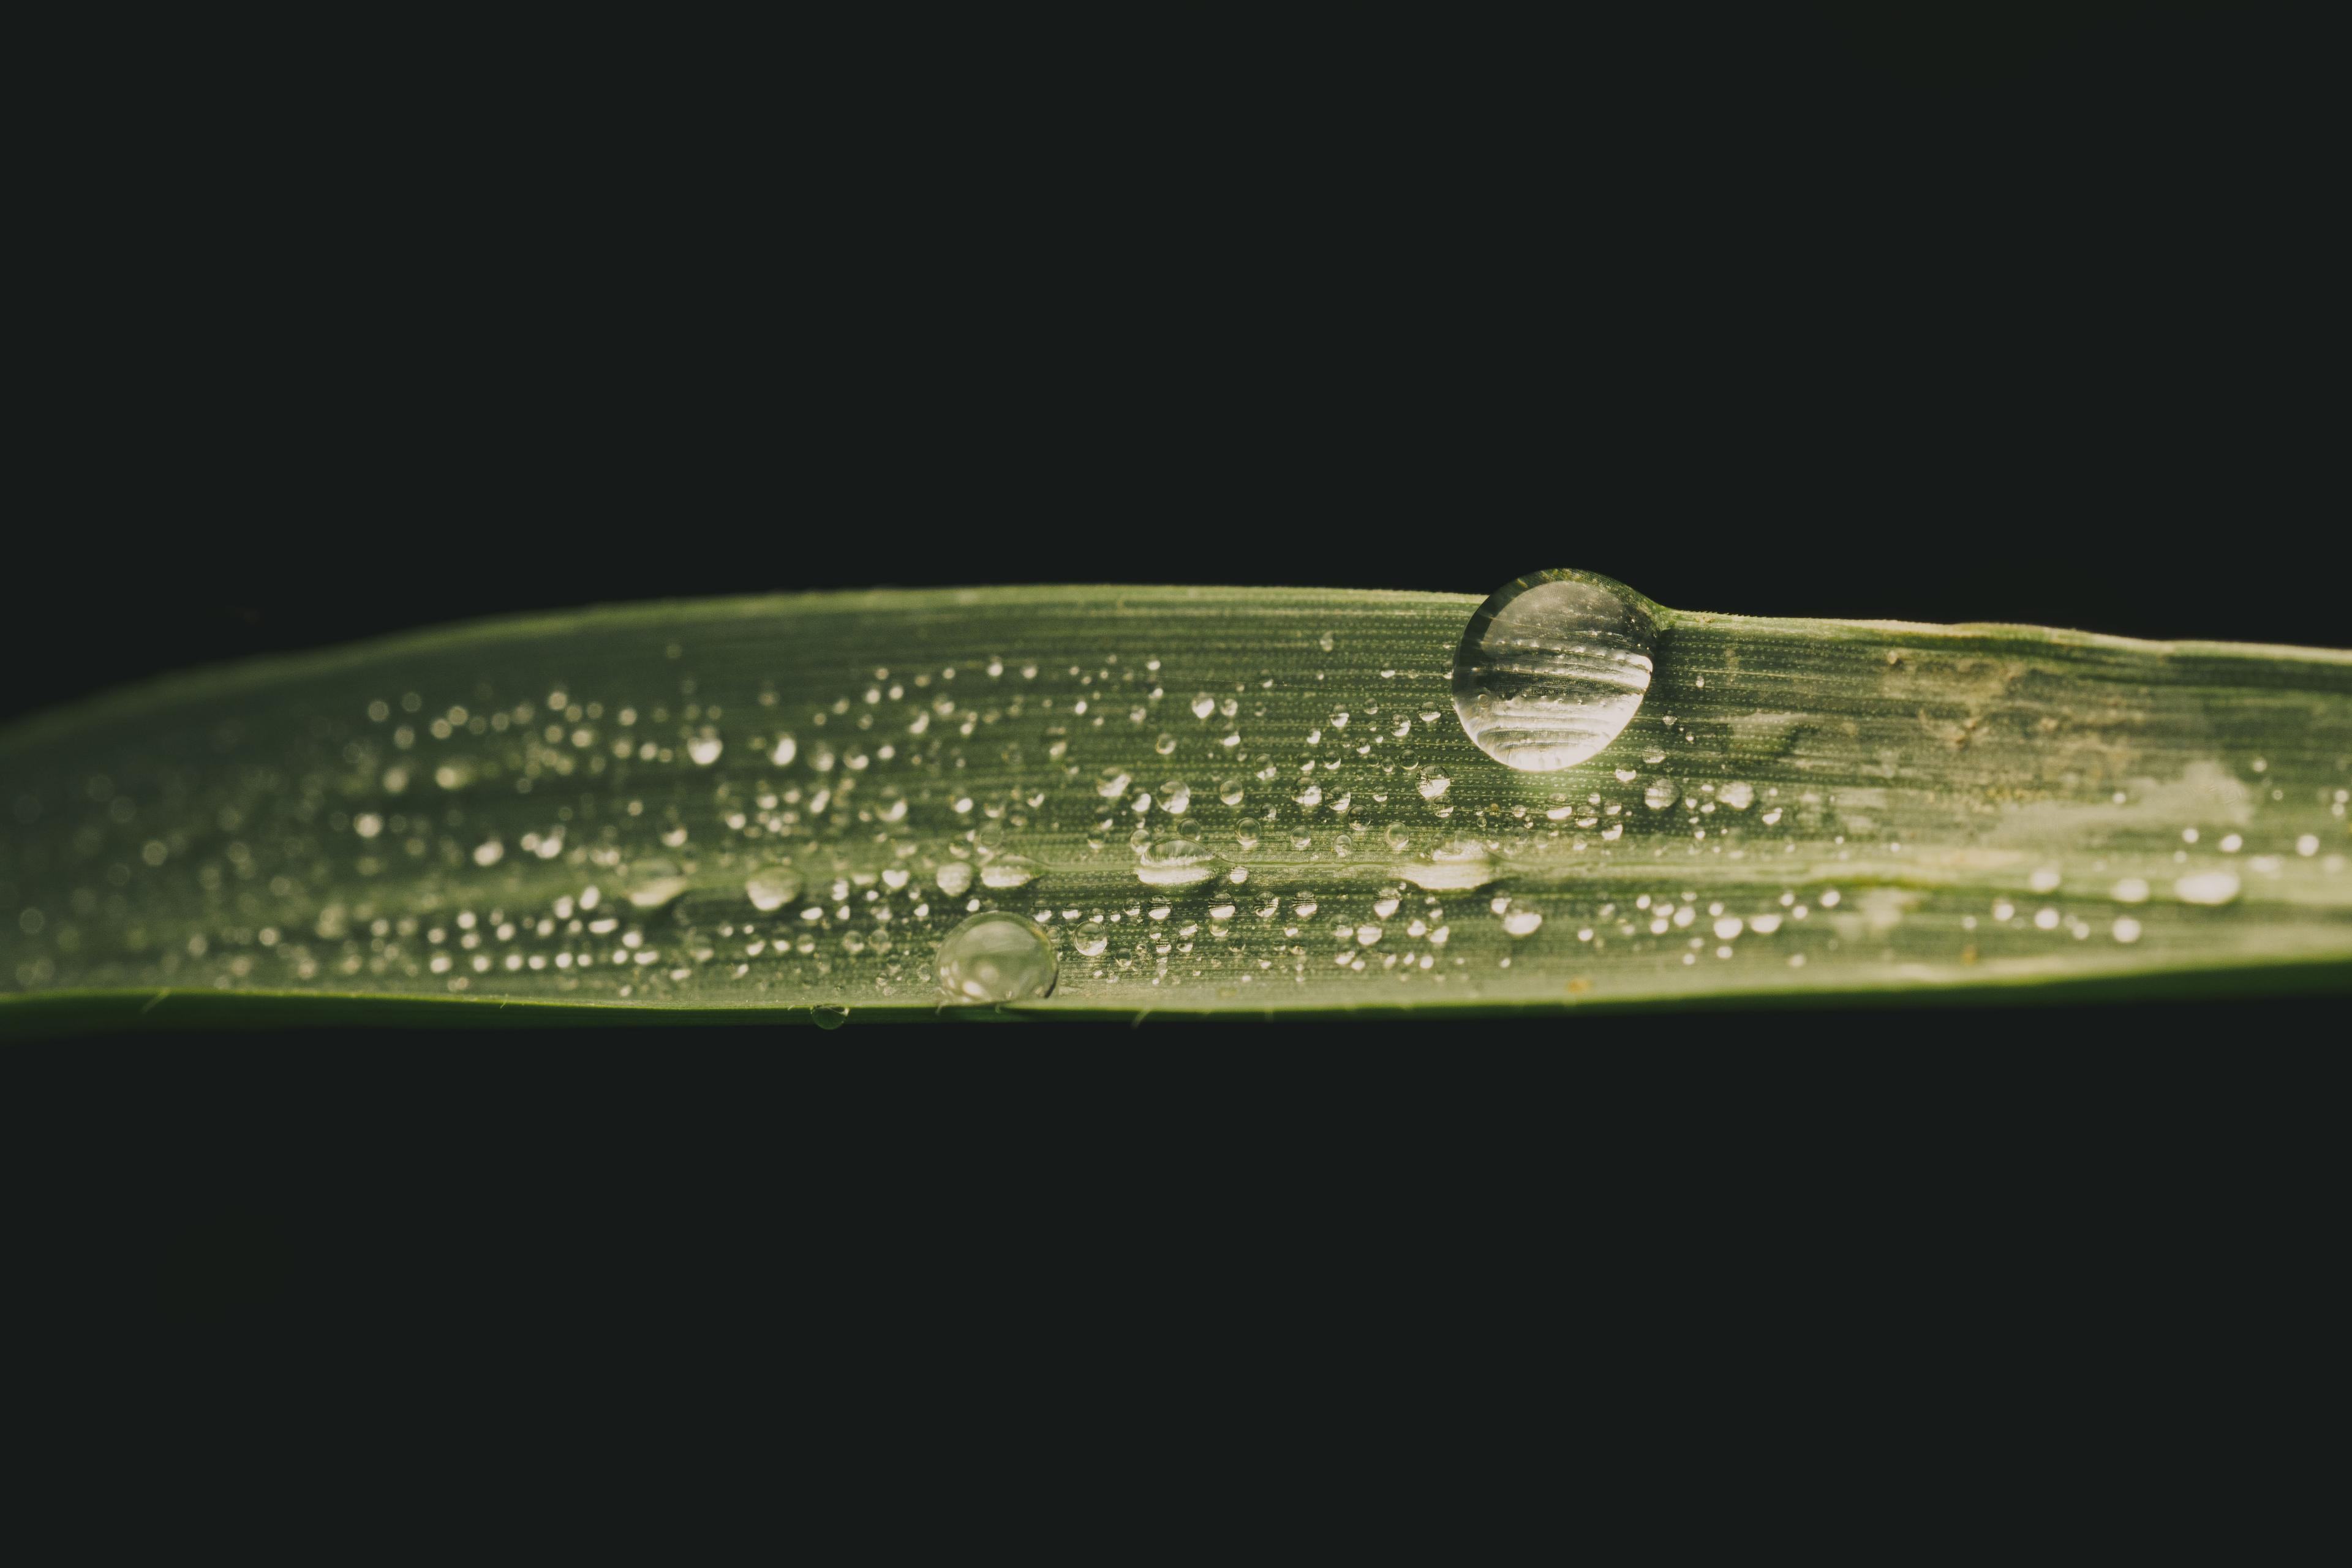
[7,6,2342,1420]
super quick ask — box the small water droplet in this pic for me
[935,911,1059,1003]
[1643,778,1679,810]
[628,875,692,910]
[1501,908,1543,937]
[935,861,974,895]
[746,868,803,912]
[981,855,1041,890]
[1417,770,1450,801]
[2173,870,2241,906]
[1160,779,1191,815]
[770,734,797,766]
[1096,767,1132,799]
[1717,780,1754,810]
[811,1005,850,1029]
[1136,838,1221,888]
[1218,777,1246,806]
[1399,837,1497,891]
[687,729,724,766]
[1450,569,1654,772]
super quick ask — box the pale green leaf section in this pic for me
[2,586,2348,1029]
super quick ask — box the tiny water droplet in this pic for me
[1501,908,1543,937]
[1451,568,1654,771]
[1160,779,1191,815]
[1417,770,1451,801]
[1218,777,1246,806]
[687,729,724,766]
[1643,778,1679,810]
[935,861,974,895]
[935,911,1058,1003]
[770,734,797,766]
[811,1005,850,1029]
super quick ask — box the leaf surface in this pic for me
[4,586,2347,1030]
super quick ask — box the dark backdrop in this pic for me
[9,6,2340,1415]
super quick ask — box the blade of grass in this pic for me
[4,586,2347,1030]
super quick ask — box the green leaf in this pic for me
[4,586,2347,1031]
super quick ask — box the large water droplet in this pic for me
[935,911,1059,1003]
[1450,568,1654,771]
